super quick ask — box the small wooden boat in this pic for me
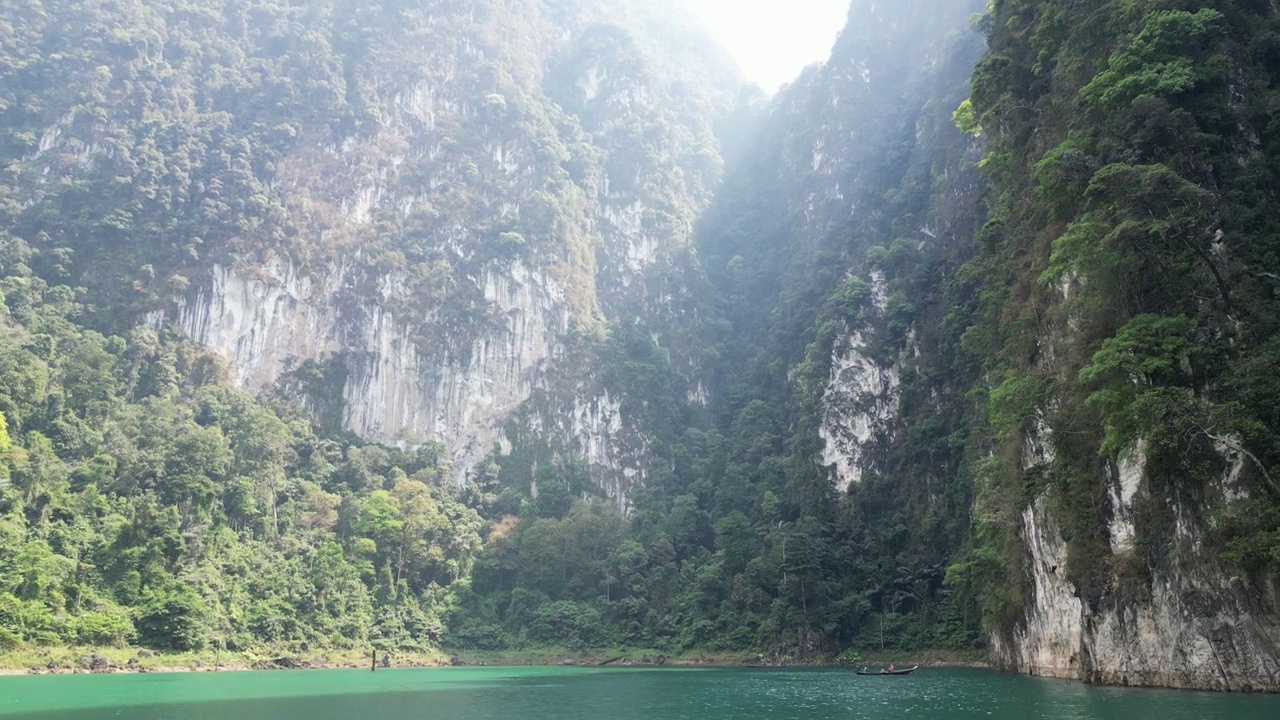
[855,665,918,675]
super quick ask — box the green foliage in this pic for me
[1079,314,1195,456]
[8,0,1276,668]
[970,55,1014,117]
[952,99,982,137]
[967,0,1280,641]
[1213,501,1280,574]
[1031,141,1094,220]
[0,244,485,654]
[836,647,863,663]
[0,0,990,662]
[1080,10,1225,112]
[988,372,1054,444]
[136,586,207,652]
[72,605,136,647]
[527,601,603,648]
[1078,314,1195,385]
[585,0,996,659]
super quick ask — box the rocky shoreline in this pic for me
[0,648,990,677]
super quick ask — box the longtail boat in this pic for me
[854,665,918,675]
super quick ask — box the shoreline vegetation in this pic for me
[0,646,990,676]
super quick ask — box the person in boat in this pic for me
[880,663,895,674]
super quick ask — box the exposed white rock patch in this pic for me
[819,328,900,490]
[496,433,513,456]
[519,386,649,512]
[14,0,737,512]
[143,309,166,330]
[991,495,1084,679]
[1087,494,1280,690]
[1022,416,1055,470]
[37,111,76,155]
[687,381,709,406]
[1109,440,1145,554]
[342,184,385,225]
[342,305,428,442]
[394,81,438,129]
[869,270,890,310]
[173,256,568,482]
[996,467,1280,690]
[436,262,571,477]
[579,64,605,103]
[30,109,102,169]
[573,392,622,467]
[499,142,522,176]
[570,392,638,508]
[178,258,340,390]
[1212,435,1249,502]
[600,200,645,238]
[624,235,659,274]
[598,199,660,275]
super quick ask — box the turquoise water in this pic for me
[0,666,1277,719]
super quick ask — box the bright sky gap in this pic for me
[683,0,850,91]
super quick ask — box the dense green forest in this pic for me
[2,0,1280,682]
[0,0,986,659]
[0,246,490,652]
[0,242,975,655]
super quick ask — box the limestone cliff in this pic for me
[6,0,739,490]
[175,255,570,473]
[994,473,1280,691]
[989,430,1280,691]
[697,0,987,495]
[969,0,1280,691]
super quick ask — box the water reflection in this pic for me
[1,667,1277,720]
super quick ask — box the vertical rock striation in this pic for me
[997,482,1280,690]
[91,0,743,490]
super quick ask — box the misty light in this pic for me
[683,0,849,91]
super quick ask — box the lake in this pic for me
[1,666,1277,719]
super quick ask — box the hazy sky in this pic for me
[684,0,849,91]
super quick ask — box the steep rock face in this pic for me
[966,0,1280,690]
[990,496,1085,679]
[176,254,569,473]
[819,329,901,491]
[178,259,343,392]
[995,464,1280,691]
[11,0,1279,686]
[567,392,636,498]
[514,385,651,509]
[819,274,904,491]
[4,0,738,487]
[697,0,986,493]
[994,437,1280,691]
